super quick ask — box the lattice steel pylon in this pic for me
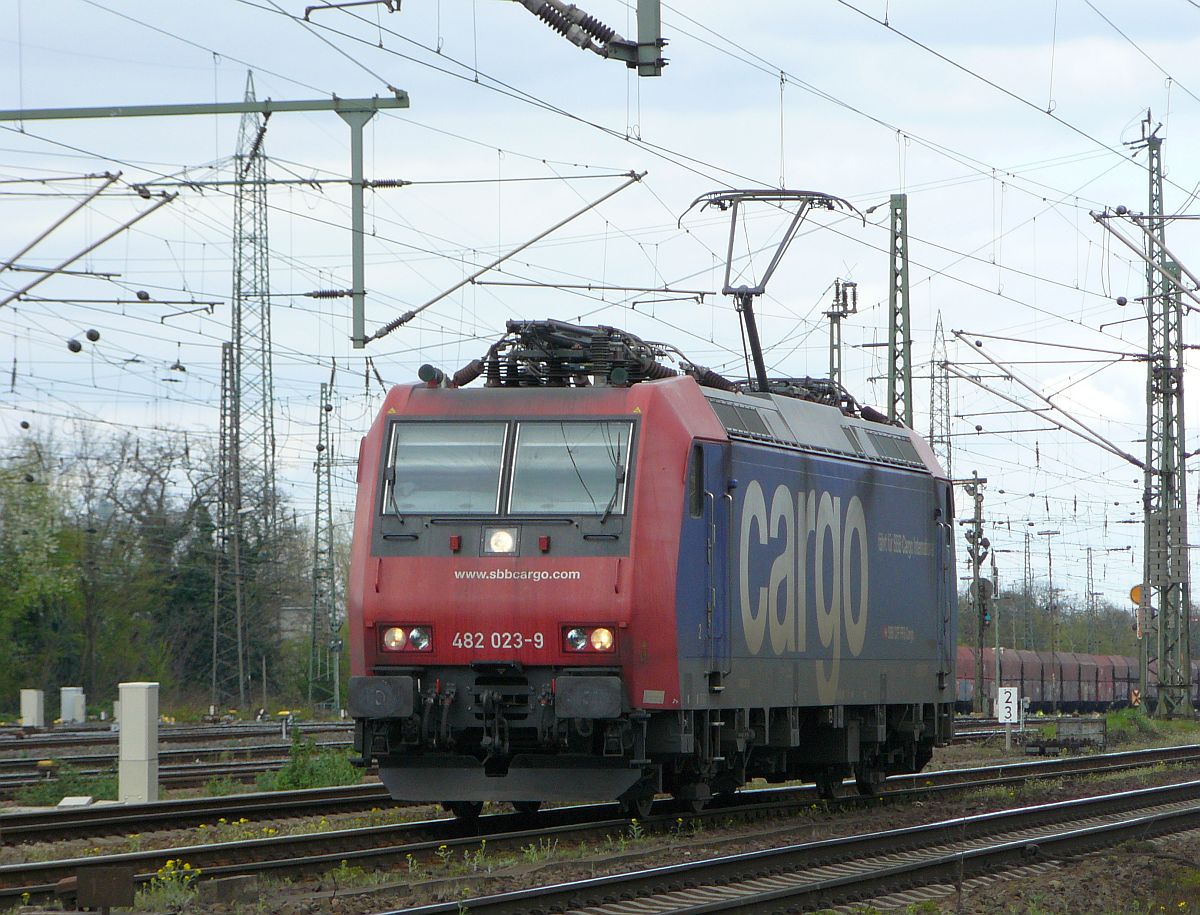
[1133,116,1191,717]
[213,341,248,709]
[887,193,913,427]
[309,382,339,708]
[231,72,280,698]
[929,312,952,481]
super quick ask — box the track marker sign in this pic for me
[998,686,1020,751]
[997,687,1020,724]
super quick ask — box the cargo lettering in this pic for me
[738,480,869,702]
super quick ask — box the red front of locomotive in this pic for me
[347,375,722,808]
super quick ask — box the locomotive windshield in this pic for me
[384,421,507,513]
[382,419,633,517]
[509,421,631,514]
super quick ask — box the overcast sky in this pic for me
[3,1,1200,621]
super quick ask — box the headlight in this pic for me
[562,625,616,652]
[408,626,432,651]
[380,625,433,652]
[482,526,519,555]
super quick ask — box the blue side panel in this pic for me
[677,440,954,709]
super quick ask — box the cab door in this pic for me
[697,440,731,692]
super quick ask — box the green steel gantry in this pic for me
[888,193,913,427]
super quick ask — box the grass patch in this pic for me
[204,775,243,796]
[1105,707,1159,744]
[255,736,361,791]
[14,762,117,806]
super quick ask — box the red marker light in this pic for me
[449,535,462,553]
[538,535,550,553]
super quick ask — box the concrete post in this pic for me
[117,682,158,803]
[19,689,45,728]
[60,686,85,724]
[112,700,120,722]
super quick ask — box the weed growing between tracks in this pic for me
[13,762,117,806]
[203,774,242,796]
[255,735,360,791]
[135,858,200,910]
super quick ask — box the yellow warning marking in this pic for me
[386,407,397,414]
[632,406,642,414]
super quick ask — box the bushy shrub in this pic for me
[256,736,361,791]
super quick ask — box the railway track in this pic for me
[0,729,355,798]
[0,756,304,797]
[0,721,351,755]
[3,743,1199,903]
[5,742,1199,845]
[396,778,1200,914]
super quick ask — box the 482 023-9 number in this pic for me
[452,631,544,650]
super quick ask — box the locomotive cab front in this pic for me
[347,379,674,812]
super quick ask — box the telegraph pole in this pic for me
[963,471,990,714]
[887,193,913,426]
[826,279,857,387]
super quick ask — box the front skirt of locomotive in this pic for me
[349,667,645,803]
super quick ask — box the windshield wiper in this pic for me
[600,466,625,525]
[384,467,405,523]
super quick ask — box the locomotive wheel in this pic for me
[854,764,886,796]
[512,801,541,814]
[444,801,484,819]
[674,796,707,814]
[620,794,654,819]
[815,769,845,800]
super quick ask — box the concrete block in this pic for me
[19,689,44,728]
[77,866,135,908]
[197,875,259,904]
[57,795,95,807]
[60,686,85,724]
[117,682,158,761]
[118,682,159,803]
[118,758,158,803]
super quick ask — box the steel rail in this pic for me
[0,739,349,773]
[0,783,393,843]
[0,722,351,753]
[0,758,299,797]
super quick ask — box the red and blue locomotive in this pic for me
[348,320,957,814]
